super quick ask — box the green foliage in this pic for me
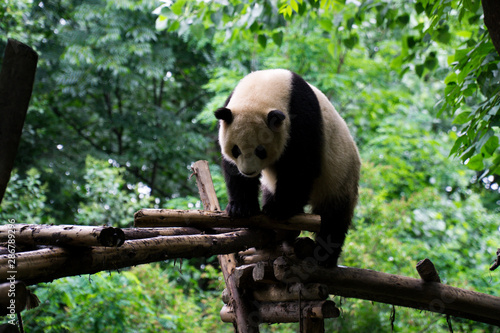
[22,262,228,332]
[0,169,54,225]
[2,0,500,331]
[74,156,154,227]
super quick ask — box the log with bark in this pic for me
[134,209,320,232]
[191,160,260,333]
[0,224,125,247]
[0,230,274,285]
[273,256,500,326]
[252,283,329,302]
[220,300,339,323]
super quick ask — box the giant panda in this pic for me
[214,69,360,267]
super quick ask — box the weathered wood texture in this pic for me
[134,209,320,232]
[0,281,27,315]
[0,224,125,247]
[122,227,202,239]
[416,258,441,283]
[0,230,273,285]
[191,160,260,333]
[273,257,500,326]
[220,300,339,323]
[253,283,329,302]
[0,39,38,203]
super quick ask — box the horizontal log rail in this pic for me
[134,209,321,232]
[273,256,500,326]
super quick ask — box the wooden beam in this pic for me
[273,256,500,326]
[220,300,339,323]
[0,230,273,285]
[252,283,329,302]
[0,39,38,203]
[191,160,261,333]
[0,224,125,247]
[134,209,320,232]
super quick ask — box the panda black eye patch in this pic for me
[255,145,267,159]
[232,145,242,158]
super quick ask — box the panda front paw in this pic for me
[226,200,260,218]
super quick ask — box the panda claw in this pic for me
[226,201,260,218]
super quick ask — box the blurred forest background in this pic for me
[1,0,499,331]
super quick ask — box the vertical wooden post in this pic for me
[0,39,38,203]
[191,161,260,333]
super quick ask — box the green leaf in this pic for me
[415,64,425,77]
[319,17,333,31]
[258,34,267,48]
[170,0,186,16]
[397,14,409,26]
[466,154,484,171]
[272,31,284,46]
[482,135,499,157]
[343,33,358,49]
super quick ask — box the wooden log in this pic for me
[273,256,500,326]
[252,261,278,284]
[416,258,441,282]
[0,224,125,247]
[0,39,38,204]
[234,264,256,289]
[134,209,320,232]
[253,283,329,302]
[0,281,27,315]
[220,300,339,323]
[122,227,201,240]
[0,230,273,285]
[191,160,260,333]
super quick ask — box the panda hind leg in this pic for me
[313,199,354,267]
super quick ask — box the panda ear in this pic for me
[214,107,233,124]
[267,110,286,131]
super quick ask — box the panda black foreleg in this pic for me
[262,177,313,220]
[221,158,261,218]
[313,199,354,267]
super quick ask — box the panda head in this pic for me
[214,69,294,177]
[215,107,289,177]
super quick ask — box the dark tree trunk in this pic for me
[482,0,500,56]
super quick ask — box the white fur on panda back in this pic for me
[308,84,360,207]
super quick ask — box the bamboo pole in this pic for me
[0,230,273,285]
[273,256,500,326]
[191,160,260,333]
[0,224,125,247]
[134,209,320,232]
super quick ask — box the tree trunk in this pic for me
[482,0,500,56]
[0,39,38,204]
